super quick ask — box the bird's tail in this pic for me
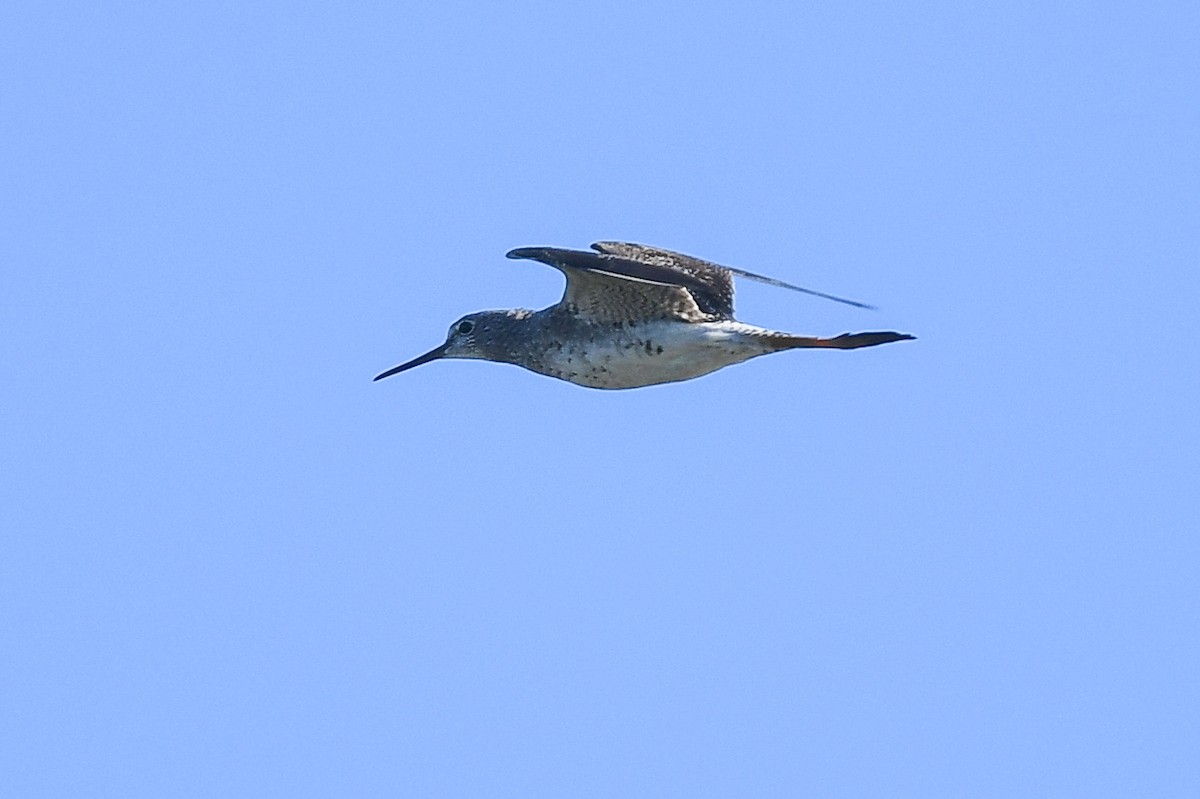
[768,331,916,351]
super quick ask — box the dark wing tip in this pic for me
[505,246,600,273]
[506,247,543,260]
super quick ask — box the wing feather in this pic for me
[506,246,714,323]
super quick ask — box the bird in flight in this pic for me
[374,241,914,390]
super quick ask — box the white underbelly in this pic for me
[535,321,772,389]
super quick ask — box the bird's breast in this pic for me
[527,321,773,389]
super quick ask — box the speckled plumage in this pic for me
[374,242,914,390]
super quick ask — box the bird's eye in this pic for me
[456,320,475,335]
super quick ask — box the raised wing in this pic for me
[588,242,736,317]
[505,246,721,324]
[506,242,876,324]
[594,241,876,310]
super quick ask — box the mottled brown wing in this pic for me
[589,241,736,318]
[505,246,715,324]
[595,241,878,311]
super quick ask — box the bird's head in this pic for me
[373,310,527,381]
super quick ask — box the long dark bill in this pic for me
[373,344,448,381]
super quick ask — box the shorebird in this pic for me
[374,241,914,390]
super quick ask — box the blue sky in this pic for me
[3,1,1198,796]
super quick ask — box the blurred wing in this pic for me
[589,241,735,317]
[505,246,715,323]
[595,241,876,310]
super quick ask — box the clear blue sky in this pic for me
[3,1,1198,796]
